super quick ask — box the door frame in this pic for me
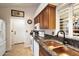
[10,17,26,49]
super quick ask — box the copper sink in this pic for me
[42,40,79,56]
[42,40,64,50]
[53,47,70,56]
[42,40,70,56]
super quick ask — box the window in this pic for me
[59,8,69,35]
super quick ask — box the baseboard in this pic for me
[13,42,24,45]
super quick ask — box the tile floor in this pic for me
[4,43,33,56]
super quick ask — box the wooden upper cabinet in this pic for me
[39,12,43,29]
[34,15,40,24]
[43,7,49,29]
[34,4,56,29]
[34,17,37,24]
[37,16,40,23]
[48,5,56,29]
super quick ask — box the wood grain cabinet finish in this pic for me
[43,7,49,29]
[39,13,44,29]
[34,16,40,24]
[48,6,56,29]
[34,4,56,29]
[34,17,37,24]
[39,45,51,56]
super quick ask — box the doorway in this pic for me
[10,18,26,45]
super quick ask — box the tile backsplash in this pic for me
[40,29,55,35]
[40,29,79,49]
[54,36,79,49]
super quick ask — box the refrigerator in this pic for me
[0,19,6,56]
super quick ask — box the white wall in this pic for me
[0,7,37,51]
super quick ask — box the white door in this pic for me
[10,18,26,44]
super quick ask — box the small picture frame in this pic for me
[11,9,24,17]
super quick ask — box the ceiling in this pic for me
[50,3,63,6]
[0,3,64,8]
[0,3,40,8]
[0,3,65,8]
[51,3,61,5]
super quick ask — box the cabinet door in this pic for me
[43,7,49,29]
[34,18,36,24]
[39,12,44,29]
[34,17,37,24]
[34,16,40,24]
[37,16,40,23]
[39,45,51,56]
[49,7,56,29]
[34,4,56,29]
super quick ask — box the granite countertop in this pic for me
[34,36,57,56]
[33,35,79,56]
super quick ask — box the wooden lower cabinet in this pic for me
[39,45,51,56]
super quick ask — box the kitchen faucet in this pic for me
[57,30,68,44]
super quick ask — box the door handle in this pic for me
[14,31,16,35]
[11,30,13,32]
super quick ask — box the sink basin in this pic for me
[42,40,79,56]
[42,40,75,56]
[43,40,63,49]
[53,47,70,56]
[43,40,70,56]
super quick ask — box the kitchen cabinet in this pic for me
[37,16,40,23]
[34,17,36,24]
[48,5,56,29]
[43,7,49,29]
[39,12,44,29]
[39,45,51,56]
[34,4,56,29]
[34,16,40,24]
